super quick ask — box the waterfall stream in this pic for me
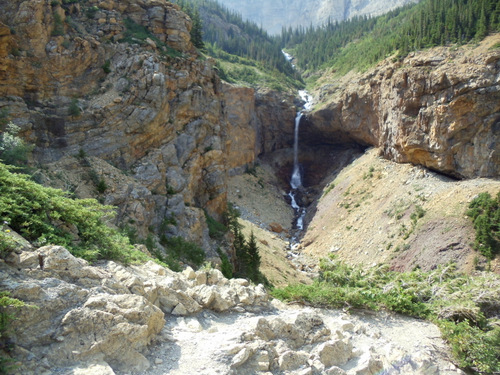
[289,90,312,232]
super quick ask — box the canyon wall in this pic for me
[0,0,295,251]
[307,37,500,179]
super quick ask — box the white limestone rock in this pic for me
[278,350,309,371]
[317,339,354,367]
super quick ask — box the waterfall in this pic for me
[289,90,313,231]
[290,113,303,190]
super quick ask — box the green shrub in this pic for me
[0,122,33,169]
[205,211,228,240]
[0,162,147,264]
[68,98,81,117]
[96,178,107,194]
[102,60,111,74]
[439,320,500,373]
[160,235,205,268]
[217,248,233,279]
[51,12,64,36]
[410,204,426,223]
[120,18,182,58]
[86,6,99,19]
[0,292,34,374]
[272,256,500,373]
[466,192,499,259]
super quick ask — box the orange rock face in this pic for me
[308,36,500,179]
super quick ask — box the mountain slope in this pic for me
[214,0,419,35]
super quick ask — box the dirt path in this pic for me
[125,301,463,375]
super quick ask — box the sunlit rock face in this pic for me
[215,0,419,35]
[0,0,298,251]
[306,41,500,179]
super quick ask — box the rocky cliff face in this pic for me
[307,36,500,179]
[215,0,419,35]
[0,0,295,252]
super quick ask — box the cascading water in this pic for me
[289,90,313,232]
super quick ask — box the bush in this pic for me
[0,122,33,169]
[51,12,64,36]
[466,192,499,259]
[120,18,182,58]
[205,211,228,240]
[68,98,81,117]
[217,248,233,279]
[160,235,205,269]
[439,320,500,373]
[0,162,146,264]
[102,60,111,74]
[0,292,33,374]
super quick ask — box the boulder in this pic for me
[278,350,309,371]
[317,339,354,367]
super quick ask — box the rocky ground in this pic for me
[226,147,500,277]
[301,148,500,274]
[131,302,464,375]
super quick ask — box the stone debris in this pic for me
[1,242,468,375]
[0,244,270,374]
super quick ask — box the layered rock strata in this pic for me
[0,0,295,251]
[308,37,500,179]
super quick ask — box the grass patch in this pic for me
[120,18,182,58]
[272,255,500,373]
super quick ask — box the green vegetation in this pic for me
[280,0,500,76]
[225,203,268,285]
[0,162,147,264]
[51,12,65,36]
[68,98,81,117]
[0,122,33,170]
[217,248,233,279]
[175,0,302,91]
[322,183,335,197]
[272,256,500,373]
[0,292,32,374]
[205,210,228,240]
[85,5,99,19]
[120,18,182,58]
[466,192,499,259]
[158,235,205,271]
[102,60,111,74]
[173,0,204,50]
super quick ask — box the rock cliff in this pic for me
[0,0,295,252]
[306,36,500,179]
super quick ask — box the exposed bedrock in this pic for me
[306,40,500,179]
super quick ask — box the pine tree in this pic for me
[246,231,261,282]
[475,3,488,39]
[190,8,205,50]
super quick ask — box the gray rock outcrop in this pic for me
[0,244,270,374]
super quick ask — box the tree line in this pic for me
[174,0,298,79]
[278,0,500,72]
